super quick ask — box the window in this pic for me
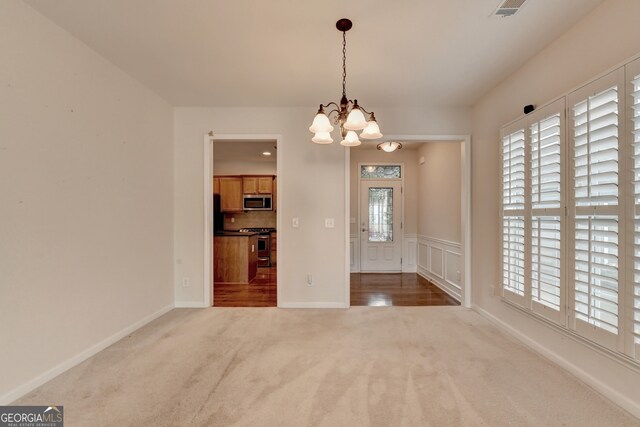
[568,70,624,350]
[501,125,526,304]
[630,59,640,358]
[500,99,565,322]
[368,188,394,242]
[360,165,401,179]
[499,60,640,359]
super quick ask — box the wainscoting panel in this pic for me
[417,236,462,301]
[350,234,359,272]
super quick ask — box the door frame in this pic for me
[357,163,405,272]
[203,133,283,308]
[345,134,472,308]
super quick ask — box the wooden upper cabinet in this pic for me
[273,177,277,212]
[243,177,258,195]
[257,177,273,194]
[243,176,273,195]
[213,177,220,194]
[219,177,243,212]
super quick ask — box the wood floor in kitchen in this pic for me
[213,266,277,307]
[350,273,459,307]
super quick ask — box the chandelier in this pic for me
[309,19,383,147]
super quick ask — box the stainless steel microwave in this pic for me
[243,195,272,211]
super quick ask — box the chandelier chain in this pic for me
[342,31,347,98]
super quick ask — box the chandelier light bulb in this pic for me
[343,107,367,131]
[309,112,334,133]
[312,132,334,144]
[360,119,383,139]
[340,130,361,147]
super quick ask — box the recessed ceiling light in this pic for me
[262,151,272,156]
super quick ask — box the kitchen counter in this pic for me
[213,233,258,284]
[214,231,259,237]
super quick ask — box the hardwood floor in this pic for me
[350,273,459,307]
[214,269,456,307]
[214,266,277,307]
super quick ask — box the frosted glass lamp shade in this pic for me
[309,113,334,133]
[360,120,383,139]
[312,132,334,144]
[377,141,402,152]
[343,108,367,131]
[340,130,361,147]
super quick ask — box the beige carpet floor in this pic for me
[15,307,638,426]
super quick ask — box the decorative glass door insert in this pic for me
[368,188,393,242]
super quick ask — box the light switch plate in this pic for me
[292,217,300,228]
[325,218,335,228]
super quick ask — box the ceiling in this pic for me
[25,0,603,108]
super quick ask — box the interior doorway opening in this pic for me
[204,134,282,307]
[347,136,471,307]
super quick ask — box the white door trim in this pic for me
[203,133,283,308]
[357,163,405,272]
[346,134,472,308]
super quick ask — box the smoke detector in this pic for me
[493,0,528,17]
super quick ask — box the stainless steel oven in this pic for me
[239,228,274,267]
[257,235,270,267]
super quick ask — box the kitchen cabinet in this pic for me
[214,233,258,283]
[213,177,220,194]
[243,176,273,195]
[270,231,277,266]
[219,177,243,212]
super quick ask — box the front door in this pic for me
[359,180,403,272]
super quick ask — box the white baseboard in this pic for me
[174,301,209,308]
[472,304,640,419]
[417,267,461,302]
[279,302,348,309]
[0,303,174,405]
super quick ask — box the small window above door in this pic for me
[360,165,401,179]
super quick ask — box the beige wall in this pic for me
[0,2,174,401]
[174,106,470,306]
[471,0,640,412]
[417,142,461,243]
[213,160,276,176]
[349,148,419,236]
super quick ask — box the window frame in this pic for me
[498,57,640,360]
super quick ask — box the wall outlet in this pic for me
[307,274,313,286]
[182,277,190,287]
[230,217,235,223]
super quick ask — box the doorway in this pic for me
[347,136,471,307]
[359,171,403,272]
[203,134,282,308]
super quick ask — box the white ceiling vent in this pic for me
[493,0,528,17]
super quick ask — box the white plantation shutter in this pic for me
[631,66,640,356]
[568,69,624,350]
[528,101,565,322]
[531,113,562,210]
[574,215,619,335]
[503,217,525,296]
[501,125,527,304]
[503,129,526,210]
[531,216,561,310]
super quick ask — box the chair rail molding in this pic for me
[417,235,462,301]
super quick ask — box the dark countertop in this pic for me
[214,231,259,237]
